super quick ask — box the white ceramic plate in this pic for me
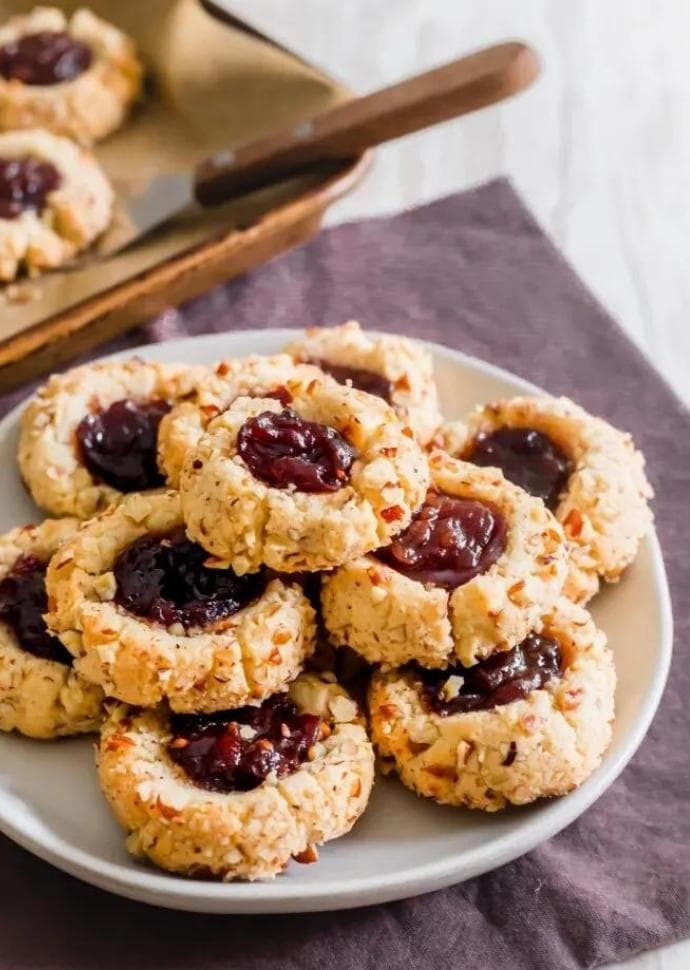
[0,330,672,913]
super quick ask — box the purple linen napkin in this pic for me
[0,179,688,970]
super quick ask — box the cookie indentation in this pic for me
[169,693,322,792]
[416,633,563,715]
[0,31,92,86]
[466,427,572,510]
[377,491,507,589]
[237,408,357,493]
[0,156,61,219]
[113,530,265,630]
[76,398,171,493]
[307,357,392,402]
[0,554,72,664]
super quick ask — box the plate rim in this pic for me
[0,329,673,913]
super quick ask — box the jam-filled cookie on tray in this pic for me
[0,517,104,738]
[180,375,430,574]
[0,127,112,281]
[322,451,568,669]
[44,490,316,713]
[98,672,374,880]
[18,358,207,519]
[369,598,615,812]
[0,6,142,143]
[435,395,653,604]
[285,321,443,445]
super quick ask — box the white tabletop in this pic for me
[228,3,688,967]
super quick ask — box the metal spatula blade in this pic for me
[95,173,194,258]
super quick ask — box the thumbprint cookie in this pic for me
[0,517,103,738]
[436,395,653,603]
[180,376,430,574]
[285,321,443,444]
[98,672,374,880]
[322,451,568,669]
[369,598,615,811]
[0,127,112,280]
[45,491,316,712]
[0,6,142,143]
[18,358,206,519]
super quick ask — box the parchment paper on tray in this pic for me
[0,0,364,387]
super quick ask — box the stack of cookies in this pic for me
[0,6,143,280]
[0,321,653,880]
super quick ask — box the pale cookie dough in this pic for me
[158,354,328,489]
[0,7,142,143]
[97,672,375,881]
[369,598,615,812]
[45,490,316,712]
[285,321,443,444]
[322,452,568,668]
[180,376,430,574]
[0,128,113,281]
[438,395,653,603]
[18,357,206,519]
[0,517,103,738]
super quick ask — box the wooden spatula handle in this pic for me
[195,41,539,206]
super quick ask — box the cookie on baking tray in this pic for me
[0,127,112,281]
[98,672,374,880]
[435,395,653,604]
[369,597,615,812]
[18,358,207,519]
[180,375,430,574]
[44,490,316,713]
[158,354,328,489]
[0,517,104,738]
[285,321,443,444]
[321,450,568,670]
[0,6,142,143]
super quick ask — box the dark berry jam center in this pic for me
[113,530,265,630]
[0,156,61,220]
[237,408,356,493]
[307,358,392,402]
[169,693,323,792]
[0,31,92,86]
[76,398,171,493]
[416,633,563,716]
[377,491,507,589]
[0,554,72,664]
[466,427,572,511]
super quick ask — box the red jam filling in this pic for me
[465,427,572,511]
[168,694,323,792]
[0,157,61,220]
[0,31,92,85]
[415,633,563,716]
[0,554,72,664]
[377,491,507,589]
[76,398,171,493]
[307,358,392,402]
[113,530,265,630]
[237,408,356,493]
